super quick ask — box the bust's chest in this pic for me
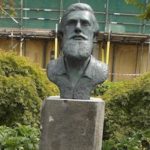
[55,75,95,99]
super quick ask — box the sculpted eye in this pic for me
[81,20,90,26]
[66,19,76,26]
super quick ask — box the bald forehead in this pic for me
[65,11,93,24]
[65,3,94,14]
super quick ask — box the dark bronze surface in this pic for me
[47,3,108,99]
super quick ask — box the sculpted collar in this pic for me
[54,55,96,79]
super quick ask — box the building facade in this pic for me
[0,0,150,81]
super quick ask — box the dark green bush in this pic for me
[0,125,39,150]
[92,80,114,96]
[0,75,41,127]
[103,129,150,150]
[0,51,59,127]
[99,72,150,149]
[0,51,59,99]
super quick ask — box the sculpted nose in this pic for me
[75,21,81,33]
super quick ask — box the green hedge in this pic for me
[0,125,39,150]
[0,51,59,127]
[0,51,59,99]
[0,75,43,127]
[100,72,150,149]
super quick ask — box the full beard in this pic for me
[62,39,93,60]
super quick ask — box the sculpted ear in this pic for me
[93,31,99,41]
[58,31,63,39]
[58,22,64,39]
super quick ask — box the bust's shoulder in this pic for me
[91,56,107,70]
[90,56,108,83]
[47,56,64,81]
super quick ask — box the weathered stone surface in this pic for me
[40,96,105,150]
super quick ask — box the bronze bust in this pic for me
[47,3,108,99]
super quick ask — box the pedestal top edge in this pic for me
[45,96,104,103]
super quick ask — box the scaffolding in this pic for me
[0,0,150,80]
[0,0,150,40]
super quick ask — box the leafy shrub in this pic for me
[0,51,59,127]
[0,75,41,127]
[92,80,114,96]
[0,125,39,150]
[103,129,150,150]
[98,72,150,149]
[0,51,59,99]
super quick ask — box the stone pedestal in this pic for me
[39,96,105,150]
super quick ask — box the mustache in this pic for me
[69,34,88,40]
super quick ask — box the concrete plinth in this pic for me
[39,96,105,150]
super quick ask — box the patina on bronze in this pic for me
[47,3,108,99]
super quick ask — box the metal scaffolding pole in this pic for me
[59,0,63,22]
[139,42,144,73]
[105,0,109,32]
[10,31,14,50]
[135,43,139,74]
[147,38,150,71]
[54,24,58,59]
[19,0,23,56]
[106,24,111,65]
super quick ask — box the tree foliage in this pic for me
[0,0,16,16]
[125,0,150,20]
